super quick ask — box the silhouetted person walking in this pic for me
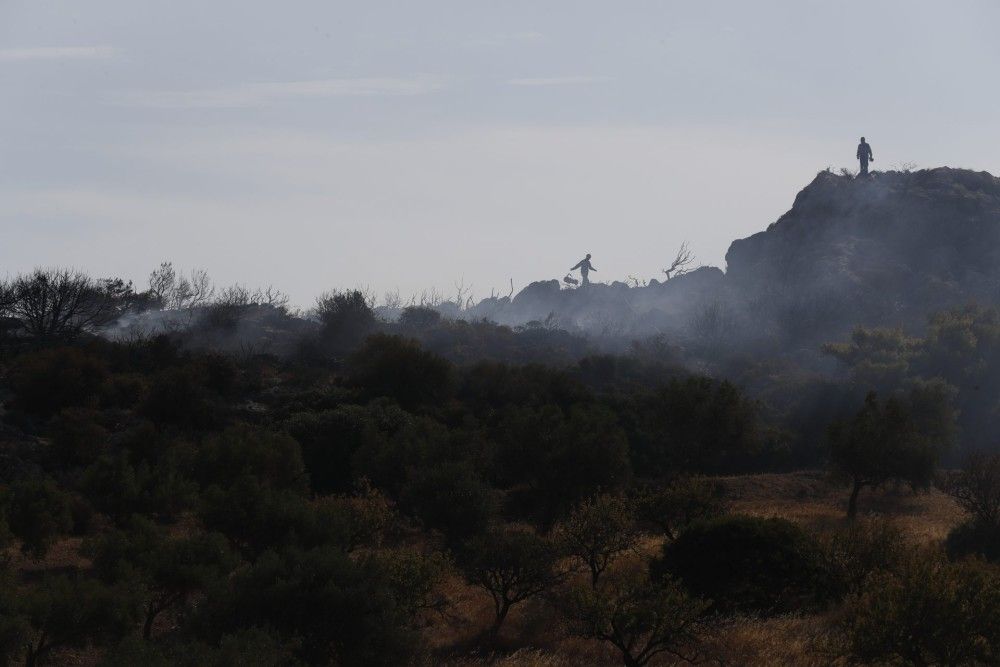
[570,254,596,286]
[857,137,874,176]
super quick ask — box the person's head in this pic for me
[860,136,866,143]
[585,253,591,260]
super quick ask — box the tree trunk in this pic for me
[143,608,157,640]
[847,479,864,519]
[490,601,510,638]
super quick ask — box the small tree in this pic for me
[6,269,125,340]
[564,568,707,667]
[348,334,452,408]
[633,476,726,541]
[86,518,237,639]
[315,290,376,352]
[400,462,498,540]
[555,494,637,588]
[14,575,139,667]
[829,390,949,518]
[456,525,560,636]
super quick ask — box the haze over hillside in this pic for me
[425,168,1000,354]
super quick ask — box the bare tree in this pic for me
[454,278,474,311]
[382,289,402,311]
[148,262,215,310]
[175,269,214,309]
[662,242,694,280]
[7,269,122,340]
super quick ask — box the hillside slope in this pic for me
[462,168,1000,351]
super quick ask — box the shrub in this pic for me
[841,553,1000,665]
[4,478,74,559]
[186,425,307,493]
[8,347,108,418]
[946,519,1000,562]
[85,517,237,639]
[821,518,907,599]
[81,453,197,524]
[6,574,140,666]
[141,365,220,430]
[652,515,826,615]
[283,406,380,494]
[628,377,770,475]
[400,462,497,540]
[495,405,631,523]
[348,334,452,408]
[398,306,441,330]
[315,290,377,353]
[196,546,421,665]
[48,408,109,467]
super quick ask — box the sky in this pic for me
[2,1,1000,307]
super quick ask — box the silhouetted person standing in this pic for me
[857,137,874,176]
[570,254,596,286]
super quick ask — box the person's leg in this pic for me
[860,160,868,176]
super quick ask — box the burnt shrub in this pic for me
[652,515,826,615]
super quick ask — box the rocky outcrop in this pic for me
[725,168,1000,341]
[457,168,1000,348]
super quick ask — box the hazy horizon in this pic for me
[3,1,1000,307]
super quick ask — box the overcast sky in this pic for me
[3,1,999,306]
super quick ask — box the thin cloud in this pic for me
[507,76,609,87]
[111,76,447,109]
[0,46,118,62]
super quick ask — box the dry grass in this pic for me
[9,471,969,666]
[718,470,964,545]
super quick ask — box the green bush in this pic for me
[652,515,826,615]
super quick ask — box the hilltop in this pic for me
[454,168,1000,353]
